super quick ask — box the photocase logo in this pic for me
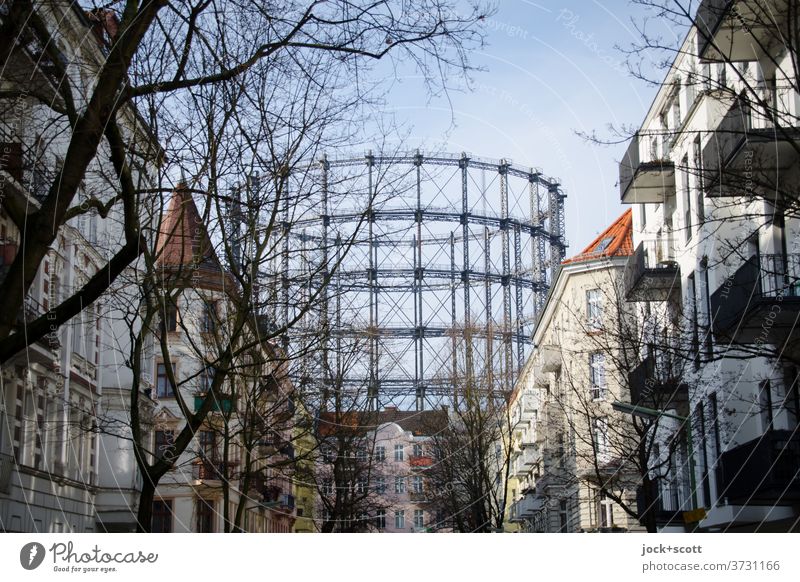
[19,542,46,570]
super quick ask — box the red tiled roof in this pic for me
[155,184,222,273]
[561,209,633,265]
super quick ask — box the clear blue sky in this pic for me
[380,0,681,254]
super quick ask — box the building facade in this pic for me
[618,0,800,531]
[506,211,644,533]
[0,3,160,533]
[316,407,447,532]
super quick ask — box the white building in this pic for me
[618,0,800,531]
[316,407,447,532]
[506,211,644,533]
[0,3,160,533]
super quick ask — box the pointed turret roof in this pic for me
[156,184,222,271]
[561,209,633,265]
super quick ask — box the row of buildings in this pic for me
[0,1,445,534]
[503,0,800,533]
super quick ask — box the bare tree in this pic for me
[0,0,491,364]
[425,333,514,533]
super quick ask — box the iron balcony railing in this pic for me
[718,429,800,505]
[711,253,800,334]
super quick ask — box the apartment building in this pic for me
[506,211,644,533]
[0,3,161,533]
[110,187,297,533]
[316,407,447,532]
[618,0,800,531]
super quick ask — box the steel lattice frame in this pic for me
[277,152,567,410]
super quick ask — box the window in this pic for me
[688,272,700,369]
[201,301,217,333]
[682,155,691,243]
[199,366,215,393]
[323,446,336,463]
[394,476,406,494]
[586,288,603,331]
[693,136,705,225]
[154,430,174,460]
[701,265,714,358]
[376,509,386,530]
[322,479,333,496]
[375,445,385,462]
[593,417,609,461]
[412,443,423,457]
[151,500,173,533]
[198,430,216,460]
[708,392,722,472]
[589,353,606,400]
[374,476,386,494]
[412,475,423,494]
[598,491,614,529]
[156,363,175,398]
[356,448,368,463]
[195,498,214,533]
[759,380,774,431]
[161,303,178,333]
[355,476,367,495]
[696,403,712,508]
[559,500,569,532]
[414,509,424,529]
[394,510,405,529]
[394,444,404,461]
[784,366,800,428]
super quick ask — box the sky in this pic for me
[379,0,683,254]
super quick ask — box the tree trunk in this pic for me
[136,479,156,533]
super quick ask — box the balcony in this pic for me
[192,460,238,482]
[508,492,545,523]
[624,240,681,301]
[0,134,57,205]
[193,392,236,414]
[710,253,800,345]
[697,0,792,63]
[520,443,541,470]
[409,455,433,469]
[519,393,537,423]
[637,479,694,529]
[409,491,428,503]
[619,132,676,204]
[16,298,61,361]
[717,429,800,505]
[629,356,689,411]
[703,96,800,198]
[278,493,296,510]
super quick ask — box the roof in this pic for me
[317,408,448,438]
[155,185,223,274]
[561,209,633,265]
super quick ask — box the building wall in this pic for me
[506,258,643,533]
[624,13,800,531]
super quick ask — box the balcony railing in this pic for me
[193,392,236,414]
[619,132,676,204]
[0,129,58,204]
[710,253,800,340]
[629,356,689,410]
[409,455,433,469]
[637,478,693,527]
[718,429,800,505]
[193,460,238,482]
[703,95,800,197]
[624,239,681,301]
